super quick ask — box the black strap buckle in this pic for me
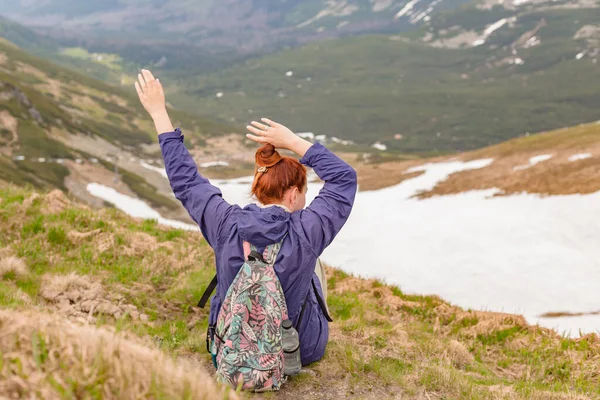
[247,250,266,263]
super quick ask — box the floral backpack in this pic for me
[212,239,289,391]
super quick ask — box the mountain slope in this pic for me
[351,120,600,197]
[0,37,233,218]
[1,185,600,399]
[164,0,600,153]
[0,15,130,84]
[0,0,468,50]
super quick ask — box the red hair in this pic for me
[251,144,307,205]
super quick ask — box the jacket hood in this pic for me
[238,204,290,247]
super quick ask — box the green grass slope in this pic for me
[1,185,599,399]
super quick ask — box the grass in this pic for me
[1,185,600,399]
[60,47,124,71]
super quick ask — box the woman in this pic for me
[135,69,357,365]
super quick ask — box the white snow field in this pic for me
[88,158,600,336]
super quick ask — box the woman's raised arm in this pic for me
[135,70,236,248]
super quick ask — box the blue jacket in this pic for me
[159,129,357,365]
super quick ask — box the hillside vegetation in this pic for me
[1,185,600,399]
[0,16,125,84]
[0,36,234,217]
[167,2,600,153]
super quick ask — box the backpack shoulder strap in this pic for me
[313,278,333,322]
[261,233,288,266]
[198,274,218,309]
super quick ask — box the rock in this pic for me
[130,310,140,321]
[140,314,149,323]
[299,369,316,376]
[95,303,120,316]
[80,300,98,313]
[29,107,43,123]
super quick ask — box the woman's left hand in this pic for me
[135,69,166,118]
[246,118,312,157]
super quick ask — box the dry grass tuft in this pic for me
[0,309,235,399]
[40,274,152,324]
[67,228,103,244]
[0,247,13,259]
[445,339,474,368]
[21,192,41,209]
[42,189,71,214]
[0,256,28,278]
[40,273,96,301]
[125,232,160,256]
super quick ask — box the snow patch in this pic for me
[372,0,395,12]
[524,36,540,48]
[472,18,510,47]
[485,19,508,36]
[372,142,387,151]
[200,161,230,168]
[513,154,553,171]
[297,132,315,140]
[576,52,586,60]
[86,183,198,231]
[569,153,592,162]
[331,137,354,146]
[140,161,168,178]
[395,0,421,19]
[310,159,600,336]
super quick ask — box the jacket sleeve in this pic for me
[158,129,236,248]
[299,143,357,256]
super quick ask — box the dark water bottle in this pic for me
[282,319,301,376]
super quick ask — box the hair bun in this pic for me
[255,144,283,168]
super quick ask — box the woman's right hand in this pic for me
[246,118,312,157]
